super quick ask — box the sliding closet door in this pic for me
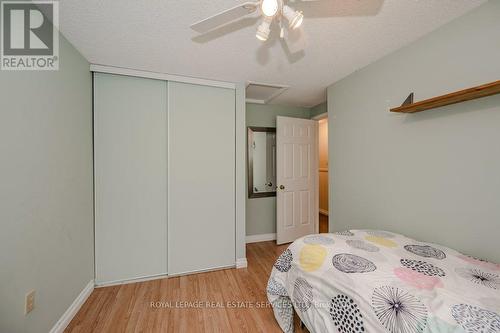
[94,73,168,284]
[168,82,235,275]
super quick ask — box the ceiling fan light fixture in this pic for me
[261,0,279,17]
[283,5,303,30]
[256,17,272,41]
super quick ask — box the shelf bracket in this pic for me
[401,93,414,106]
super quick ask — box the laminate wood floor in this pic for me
[65,241,308,333]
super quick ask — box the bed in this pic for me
[267,230,500,333]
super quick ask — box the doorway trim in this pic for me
[314,112,329,233]
[312,112,328,121]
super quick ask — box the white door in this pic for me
[276,116,318,244]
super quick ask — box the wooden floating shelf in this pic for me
[391,80,500,113]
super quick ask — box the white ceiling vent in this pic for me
[246,82,289,104]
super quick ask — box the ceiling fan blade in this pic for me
[191,2,259,33]
[289,0,383,17]
[288,0,330,2]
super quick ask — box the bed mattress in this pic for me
[267,230,500,333]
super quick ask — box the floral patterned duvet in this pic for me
[267,230,500,333]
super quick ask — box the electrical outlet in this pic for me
[25,290,35,315]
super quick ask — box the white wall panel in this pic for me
[168,82,236,275]
[94,73,168,284]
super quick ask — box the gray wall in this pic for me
[328,1,500,263]
[310,102,327,119]
[246,103,311,236]
[0,35,93,332]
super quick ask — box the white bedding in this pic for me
[267,230,500,333]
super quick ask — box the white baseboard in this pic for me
[168,265,235,278]
[246,233,276,243]
[49,280,94,333]
[319,209,329,216]
[236,258,248,269]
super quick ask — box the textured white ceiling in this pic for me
[58,0,486,107]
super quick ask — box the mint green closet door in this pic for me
[94,73,168,285]
[168,82,236,275]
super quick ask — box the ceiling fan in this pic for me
[191,0,319,43]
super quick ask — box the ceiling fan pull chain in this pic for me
[280,19,285,39]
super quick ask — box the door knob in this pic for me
[279,185,285,190]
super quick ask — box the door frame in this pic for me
[311,112,328,121]
[313,112,329,233]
